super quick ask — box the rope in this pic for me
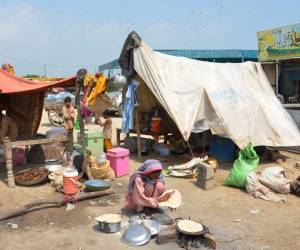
[186,141,197,166]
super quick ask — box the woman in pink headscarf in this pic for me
[125,159,172,212]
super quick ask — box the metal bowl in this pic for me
[143,219,161,235]
[84,179,111,192]
[122,223,151,246]
[128,215,143,225]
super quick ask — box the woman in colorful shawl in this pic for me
[125,159,172,212]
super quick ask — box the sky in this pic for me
[0,0,300,77]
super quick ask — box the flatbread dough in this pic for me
[158,189,182,208]
[95,213,121,223]
[177,220,203,233]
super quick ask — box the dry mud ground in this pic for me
[0,113,299,250]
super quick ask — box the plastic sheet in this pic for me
[132,40,300,148]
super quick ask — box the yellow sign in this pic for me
[257,23,300,61]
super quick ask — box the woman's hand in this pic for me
[157,190,174,202]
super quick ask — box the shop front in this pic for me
[258,23,300,103]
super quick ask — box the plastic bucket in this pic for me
[63,168,79,195]
[151,117,161,133]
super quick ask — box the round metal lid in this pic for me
[122,223,151,246]
[143,219,161,236]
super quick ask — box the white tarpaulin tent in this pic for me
[120,33,300,148]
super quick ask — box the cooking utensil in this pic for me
[122,223,151,246]
[142,219,161,235]
[15,167,49,186]
[95,214,122,233]
[45,159,62,172]
[84,179,111,191]
[175,218,208,236]
[128,215,143,225]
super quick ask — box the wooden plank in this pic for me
[203,233,218,249]
[11,138,68,147]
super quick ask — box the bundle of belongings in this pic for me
[224,144,292,202]
[168,156,208,178]
[246,166,291,202]
[89,155,115,181]
[83,72,113,114]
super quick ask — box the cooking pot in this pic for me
[45,159,62,172]
[95,214,122,233]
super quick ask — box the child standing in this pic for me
[62,96,75,153]
[99,111,113,152]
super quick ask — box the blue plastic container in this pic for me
[209,135,237,161]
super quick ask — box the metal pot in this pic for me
[45,159,62,172]
[98,220,121,233]
[95,214,122,233]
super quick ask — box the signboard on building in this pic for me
[257,23,300,61]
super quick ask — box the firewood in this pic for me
[0,189,114,221]
[203,233,218,249]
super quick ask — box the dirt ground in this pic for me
[0,112,300,250]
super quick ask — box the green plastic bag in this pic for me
[75,118,81,130]
[224,143,259,188]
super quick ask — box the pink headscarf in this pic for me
[128,159,164,193]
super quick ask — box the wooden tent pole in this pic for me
[135,109,142,159]
[75,71,93,179]
[3,137,15,187]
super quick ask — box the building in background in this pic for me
[258,23,300,103]
[99,49,258,75]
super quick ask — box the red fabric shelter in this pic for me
[0,68,75,94]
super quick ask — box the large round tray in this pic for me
[15,167,49,186]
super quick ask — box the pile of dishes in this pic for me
[94,213,161,246]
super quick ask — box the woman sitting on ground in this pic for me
[125,159,172,213]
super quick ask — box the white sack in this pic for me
[246,171,287,202]
[133,41,300,148]
[259,166,291,194]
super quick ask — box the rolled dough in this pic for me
[158,189,182,208]
[177,219,203,233]
[95,213,121,223]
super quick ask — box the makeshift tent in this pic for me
[119,31,300,148]
[0,69,75,139]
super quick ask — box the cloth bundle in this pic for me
[168,157,208,178]
[89,156,115,181]
[246,166,291,202]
